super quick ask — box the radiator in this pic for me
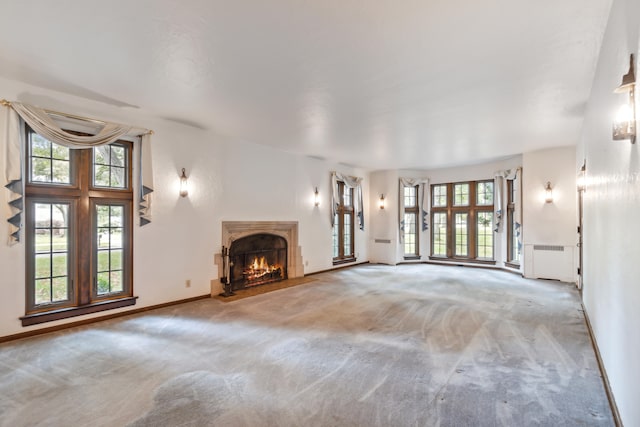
[524,244,575,282]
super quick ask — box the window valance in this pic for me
[1,99,154,245]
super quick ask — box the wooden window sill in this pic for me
[333,257,357,266]
[21,297,138,327]
[428,256,497,266]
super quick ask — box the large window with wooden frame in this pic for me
[430,180,495,263]
[403,185,419,258]
[332,181,355,264]
[22,126,135,326]
[506,179,520,265]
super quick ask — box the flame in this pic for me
[243,256,282,283]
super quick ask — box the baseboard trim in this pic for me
[306,260,370,276]
[0,294,211,344]
[581,303,623,427]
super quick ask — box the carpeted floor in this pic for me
[0,264,613,426]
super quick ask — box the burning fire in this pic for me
[243,256,282,282]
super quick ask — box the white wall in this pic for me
[0,76,369,337]
[522,147,578,282]
[577,0,640,424]
[369,170,399,264]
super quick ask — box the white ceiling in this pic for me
[0,0,612,170]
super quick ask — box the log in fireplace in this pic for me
[228,233,287,290]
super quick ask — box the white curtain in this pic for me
[331,171,364,230]
[138,133,154,226]
[2,100,154,245]
[398,177,429,243]
[494,167,522,253]
[2,107,23,245]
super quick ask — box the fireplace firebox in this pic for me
[229,234,287,290]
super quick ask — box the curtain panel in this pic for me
[2,100,154,245]
[331,171,364,231]
[398,177,429,243]
[493,167,522,253]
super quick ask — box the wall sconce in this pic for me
[179,168,189,197]
[379,194,385,209]
[577,163,586,192]
[613,54,636,144]
[314,187,320,207]
[544,182,553,203]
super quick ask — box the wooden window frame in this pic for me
[332,181,356,265]
[22,126,136,326]
[430,180,496,264]
[403,185,420,258]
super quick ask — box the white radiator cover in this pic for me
[523,244,576,283]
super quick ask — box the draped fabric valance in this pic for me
[398,177,429,243]
[331,171,364,231]
[494,167,522,253]
[2,100,154,245]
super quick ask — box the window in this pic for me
[430,180,494,263]
[403,185,419,257]
[333,182,355,264]
[23,126,135,326]
[507,179,520,265]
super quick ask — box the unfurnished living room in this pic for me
[0,0,638,426]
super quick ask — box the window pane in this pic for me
[404,186,417,208]
[477,212,494,259]
[31,157,52,182]
[332,214,339,258]
[111,146,125,167]
[31,202,70,307]
[454,213,468,256]
[35,279,51,305]
[476,182,494,206]
[454,184,469,206]
[93,144,128,189]
[343,187,352,206]
[31,135,51,157]
[111,167,125,188]
[35,254,51,279]
[403,213,417,255]
[432,185,447,207]
[94,164,110,187]
[51,277,69,301]
[343,214,352,255]
[30,134,70,184]
[97,272,110,295]
[110,271,124,293]
[95,203,126,296]
[432,213,447,256]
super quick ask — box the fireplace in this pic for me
[229,234,287,290]
[213,221,304,296]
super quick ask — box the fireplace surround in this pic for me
[213,221,304,296]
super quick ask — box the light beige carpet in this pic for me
[0,264,613,426]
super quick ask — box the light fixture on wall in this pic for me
[544,182,553,203]
[613,54,636,144]
[379,194,385,209]
[577,163,586,193]
[314,187,320,207]
[179,168,189,198]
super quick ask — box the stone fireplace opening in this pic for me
[213,221,304,296]
[229,234,287,290]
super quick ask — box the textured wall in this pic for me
[577,0,640,424]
